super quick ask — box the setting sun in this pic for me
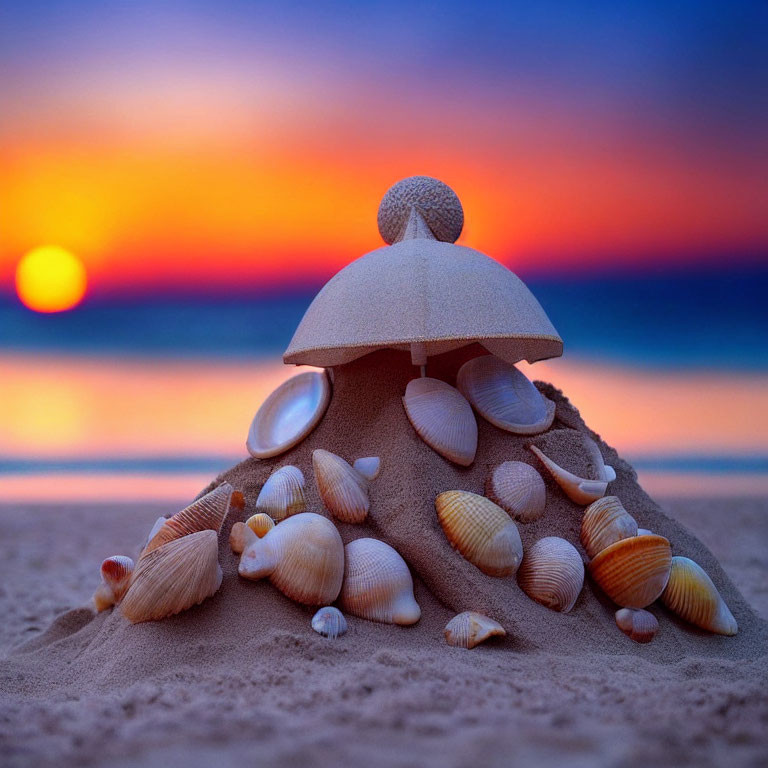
[15,246,88,313]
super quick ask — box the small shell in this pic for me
[353,456,381,481]
[580,496,638,559]
[588,534,672,608]
[339,538,420,625]
[145,516,167,547]
[255,466,306,521]
[246,513,275,538]
[229,521,251,554]
[402,377,477,466]
[517,537,584,612]
[457,355,556,434]
[311,606,348,639]
[615,608,659,644]
[485,461,546,523]
[444,611,505,649]
[121,530,222,623]
[100,555,134,602]
[435,491,523,577]
[661,556,737,636]
[313,449,370,524]
[637,528,653,537]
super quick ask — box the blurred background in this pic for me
[1,0,767,502]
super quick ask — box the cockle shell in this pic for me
[402,377,477,466]
[313,449,370,524]
[444,611,506,649]
[517,537,584,612]
[121,530,222,623]
[435,491,523,577]
[457,354,556,435]
[580,496,638,559]
[247,370,331,459]
[588,534,672,608]
[353,456,381,481]
[615,608,659,644]
[485,461,546,523]
[661,556,737,636]
[311,606,348,639]
[246,513,275,538]
[254,466,306,521]
[339,538,421,625]
[93,555,135,612]
[238,512,344,606]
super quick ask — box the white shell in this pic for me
[311,606,348,639]
[313,449,370,524]
[457,355,556,434]
[247,371,331,459]
[444,611,505,649]
[517,536,584,613]
[353,456,381,481]
[637,528,653,537]
[255,466,306,521]
[93,555,135,611]
[485,461,546,523]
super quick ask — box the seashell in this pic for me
[402,377,477,466]
[435,491,523,577]
[661,556,737,636]
[121,530,222,623]
[457,354,556,435]
[339,538,420,625]
[637,528,653,537]
[580,496,638,559]
[93,555,135,611]
[444,611,505,649]
[229,521,251,554]
[247,370,331,459]
[246,513,275,538]
[311,606,348,639]
[313,449,370,524]
[615,607,659,644]
[239,512,344,606]
[254,466,306,521]
[485,461,546,523]
[353,456,381,481]
[588,534,672,608]
[145,516,167,547]
[517,537,584,612]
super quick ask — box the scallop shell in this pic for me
[247,370,331,459]
[444,611,505,649]
[353,456,381,481]
[517,536,584,612]
[615,608,659,644]
[435,491,523,577]
[485,461,546,523]
[313,449,370,524]
[661,556,737,636]
[402,377,477,466]
[580,496,638,559]
[311,606,348,639]
[588,534,672,608]
[246,513,275,538]
[238,512,344,606]
[93,555,135,611]
[339,538,420,625]
[254,466,306,521]
[457,355,556,435]
[121,530,222,623]
[229,521,251,554]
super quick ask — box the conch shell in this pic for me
[313,449,370,524]
[254,466,306,521]
[444,611,505,649]
[485,461,546,523]
[311,606,348,639]
[615,607,659,644]
[580,496,637,559]
[517,536,584,612]
[93,555,134,612]
[246,513,275,538]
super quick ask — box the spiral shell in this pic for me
[93,555,135,611]
[517,537,584,612]
[313,449,370,524]
[246,513,275,538]
[311,606,348,639]
[254,466,306,521]
[485,461,546,523]
[580,496,638,559]
[615,608,659,644]
[444,611,505,649]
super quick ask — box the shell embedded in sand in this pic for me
[580,496,638,559]
[485,461,546,523]
[313,449,370,524]
[238,512,344,606]
[93,555,135,611]
[121,530,222,623]
[246,513,275,538]
[229,521,250,554]
[615,608,659,644]
[435,491,523,577]
[661,556,738,636]
[339,538,420,625]
[311,606,348,639]
[517,536,584,612]
[457,354,556,435]
[247,370,331,459]
[402,377,477,466]
[444,611,505,649]
[588,534,672,608]
[352,456,380,481]
[254,466,306,521]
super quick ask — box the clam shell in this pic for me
[255,466,306,521]
[229,521,251,554]
[444,611,505,649]
[588,534,672,608]
[239,512,344,606]
[661,556,737,636]
[615,608,658,644]
[402,377,477,466]
[485,461,546,523]
[580,496,638,559]
[435,491,523,577]
[353,456,381,481]
[247,371,331,459]
[246,513,275,538]
[100,555,134,603]
[517,536,584,612]
[121,530,222,623]
[339,538,420,625]
[311,606,348,639]
[313,449,369,524]
[457,355,556,435]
